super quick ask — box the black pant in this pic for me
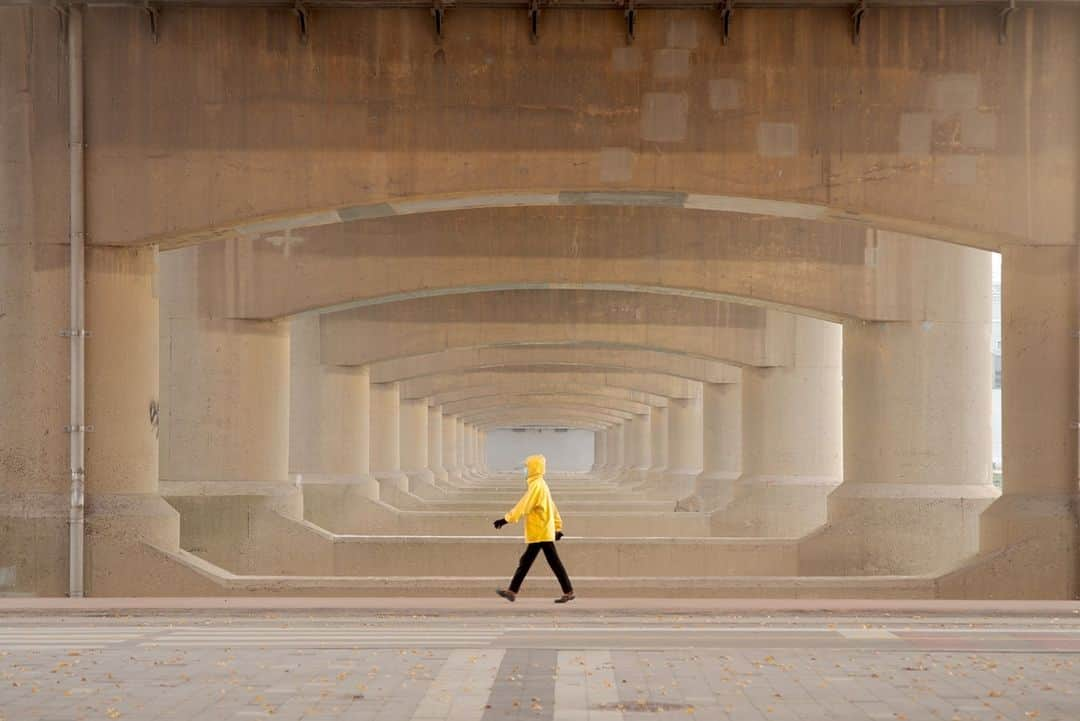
[509,542,573,594]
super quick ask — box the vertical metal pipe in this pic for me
[68,5,85,599]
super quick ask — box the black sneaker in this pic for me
[496,589,516,602]
[554,592,575,604]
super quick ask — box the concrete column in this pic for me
[463,425,476,476]
[595,429,609,474]
[625,413,651,481]
[400,397,434,491]
[599,427,617,475]
[160,248,331,576]
[712,316,842,537]
[0,242,69,595]
[443,414,461,484]
[477,430,488,476]
[472,425,484,477]
[646,406,669,482]
[801,242,997,575]
[940,245,1079,598]
[161,278,290,490]
[370,382,408,492]
[0,15,70,596]
[427,406,448,483]
[288,317,377,532]
[83,247,182,592]
[0,247,176,594]
[609,425,626,474]
[460,424,473,477]
[692,380,742,510]
[456,418,467,480]
[591,431,608,475]
[660,391,704,498]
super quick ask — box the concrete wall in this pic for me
[3,6,1077,600]
[38,6,1078,250]
[485,430,595,472]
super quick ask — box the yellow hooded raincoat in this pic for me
[504,455,563,543]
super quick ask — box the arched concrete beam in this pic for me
[461,402,635,423]
[371,348,740,385]
[480,419,609,432]
[77,9,1068,252]
[404,371,698,402]
[443,393,653,418]
[162,190,1021,258]
[185,206,991,323]
[467,407,629,429]
[320,289,798,368]
[428,384,670,409]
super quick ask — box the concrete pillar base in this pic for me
[71,497,230,597]
[405,469,441,497]
[937,494,1080,599]
[799,483,999,576]
[84,494,186,595]
[0,492,69,596]
[375,471,410,494]
[300,476,380,533]
[161,482,334,576]
[86,494,180,549]
[641,471,698,501]
[710,476,838,537]
[376,482,427,510]
[0,492,188,597]
[676,471,740,513]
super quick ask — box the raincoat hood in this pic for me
[524,454,546,483]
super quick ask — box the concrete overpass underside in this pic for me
[2,2,1078,600]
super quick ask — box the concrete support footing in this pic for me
[300,477,380,533]
[711,476,839,537]
[937,494,1080,599]
[799,483,998,575]
[162,483,334,576]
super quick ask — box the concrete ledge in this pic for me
[3,596,1078,616]
[74,544,939,599]
[322,535,800,577]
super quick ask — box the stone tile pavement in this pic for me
[0,609,1078,721]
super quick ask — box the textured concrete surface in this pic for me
[0,609,1078,721]
[3,5,1079,602]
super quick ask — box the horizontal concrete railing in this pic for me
[146,546,939,600]
[324,536,800,577]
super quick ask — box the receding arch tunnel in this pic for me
[3,3,1072,605]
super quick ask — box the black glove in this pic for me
[555,531,564,541]
[493,519,508,530]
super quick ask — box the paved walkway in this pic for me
[0,603,1078,720]
[1,597,1078,615]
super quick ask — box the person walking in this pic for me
[493,454,575,603]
